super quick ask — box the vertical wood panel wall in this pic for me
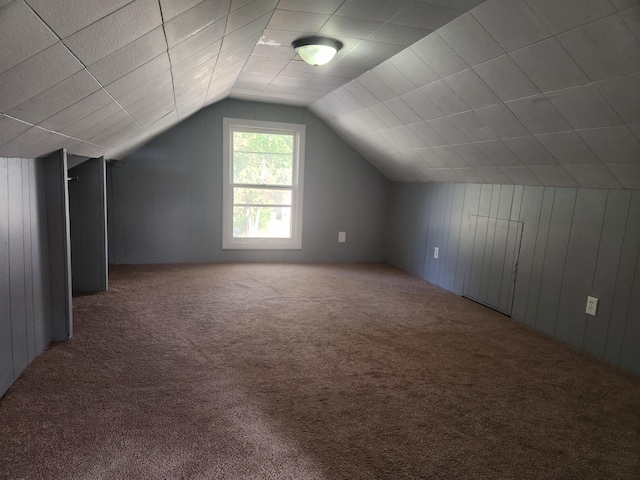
[387,182,640,376]
[69,157,108,293]
[1,151,72,397]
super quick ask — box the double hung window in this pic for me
[222,118,305,249]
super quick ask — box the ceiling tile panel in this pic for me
[578,126,640,165]
[370,103,404,129]
[389,49,439,87]
[409,123,446,147]
[0,42,84,111]
[473,103,529,139]
[357,71,396,102]
[410,33,469,78]
[499,165,541,185]
[116,70,173,107]
[63,0,162,65]
[545,85,624,130]
[472,55,540,102]
[334,0,410,23]
[60,102,123,137]
[509,38,589,93]
[596,73,640,124]
[8,69,101,125]
[502,136,558,165]
[558,13,640,81]
[372,63,415,96]
[475,140,522,166]
[432,146,469,168]
[25,0,132,38]
[526,0,616,34]
[448,111,497,142]
[168,19,225,65]
[87,27,167,85]
[105,53,171,99]
[475,166,513,184]
[535,131,602,165]
[607,163,640,189]
[164,0,231,46]
[452,143,493,167]
[427,117,470,144]
[342,80,379,107]
[277,0,343,15]
[528,164,578,187]
[367,23,431,47]
[267,10,329,31]
[391,2,462,30]
[443,69,500,110]
[38,89,115,131]
[225,0,278,34]
[563,164,623,188]
[383,97,422,125]
[471,0,550,52]
[0,115,31,147]
[400,90,444,121]
[505,95,572,135]
[318,15,382,38]
[420,80,469,116]
[0,0,57,75]
[438,13,505,67]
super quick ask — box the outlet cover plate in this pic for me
[586,296,598,316]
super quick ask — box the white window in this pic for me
[222,118,305,249]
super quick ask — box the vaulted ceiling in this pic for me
[0,0,639,188]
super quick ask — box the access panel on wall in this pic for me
[463,215,523,316]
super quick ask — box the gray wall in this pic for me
[0,151,72,397]
[69,157,108,292]
[108,99,391,264]
[388,182,640,376]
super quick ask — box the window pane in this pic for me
[233,131,293,154]
[234,187,292,206]
[233,206,292,238]
[233,152,293,185]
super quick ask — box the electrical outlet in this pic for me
[586,296,598,316]
[434,247,439,259]
[338,231,346,243]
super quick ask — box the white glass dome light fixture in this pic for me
[292,37,343,66]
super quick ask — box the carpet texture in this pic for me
[1,263,639,479]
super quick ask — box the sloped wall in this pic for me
[387,182,640,375]
[107,99,391,264]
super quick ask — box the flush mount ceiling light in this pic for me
[292,37,343,66]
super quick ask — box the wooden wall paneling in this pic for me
[604,191,640,366]
[69,158,108,292]
[426,183,448,285]
[525,187,556,328]
[387,184,430,276]
[454,184,480,294]
[42,150,72,341]
[443,183,466,292]
[584,190,632,358]
[422,184,438,283]
[511,186,544,323]
[437,183,455,287]
[8,158,28,376]
[619,250,640,376]
[0,158,13,393]
[30,160,49,354]
[554,189,607,349]
[22,159,35,360]
[478,186,501,301]
[535,188,577,336]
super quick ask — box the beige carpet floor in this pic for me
[1,263,639,479]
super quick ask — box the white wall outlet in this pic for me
[434,247,439,259]
[338,231,346,243]
[586,296,598,316]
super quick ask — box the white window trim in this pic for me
[222,117,306,250]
